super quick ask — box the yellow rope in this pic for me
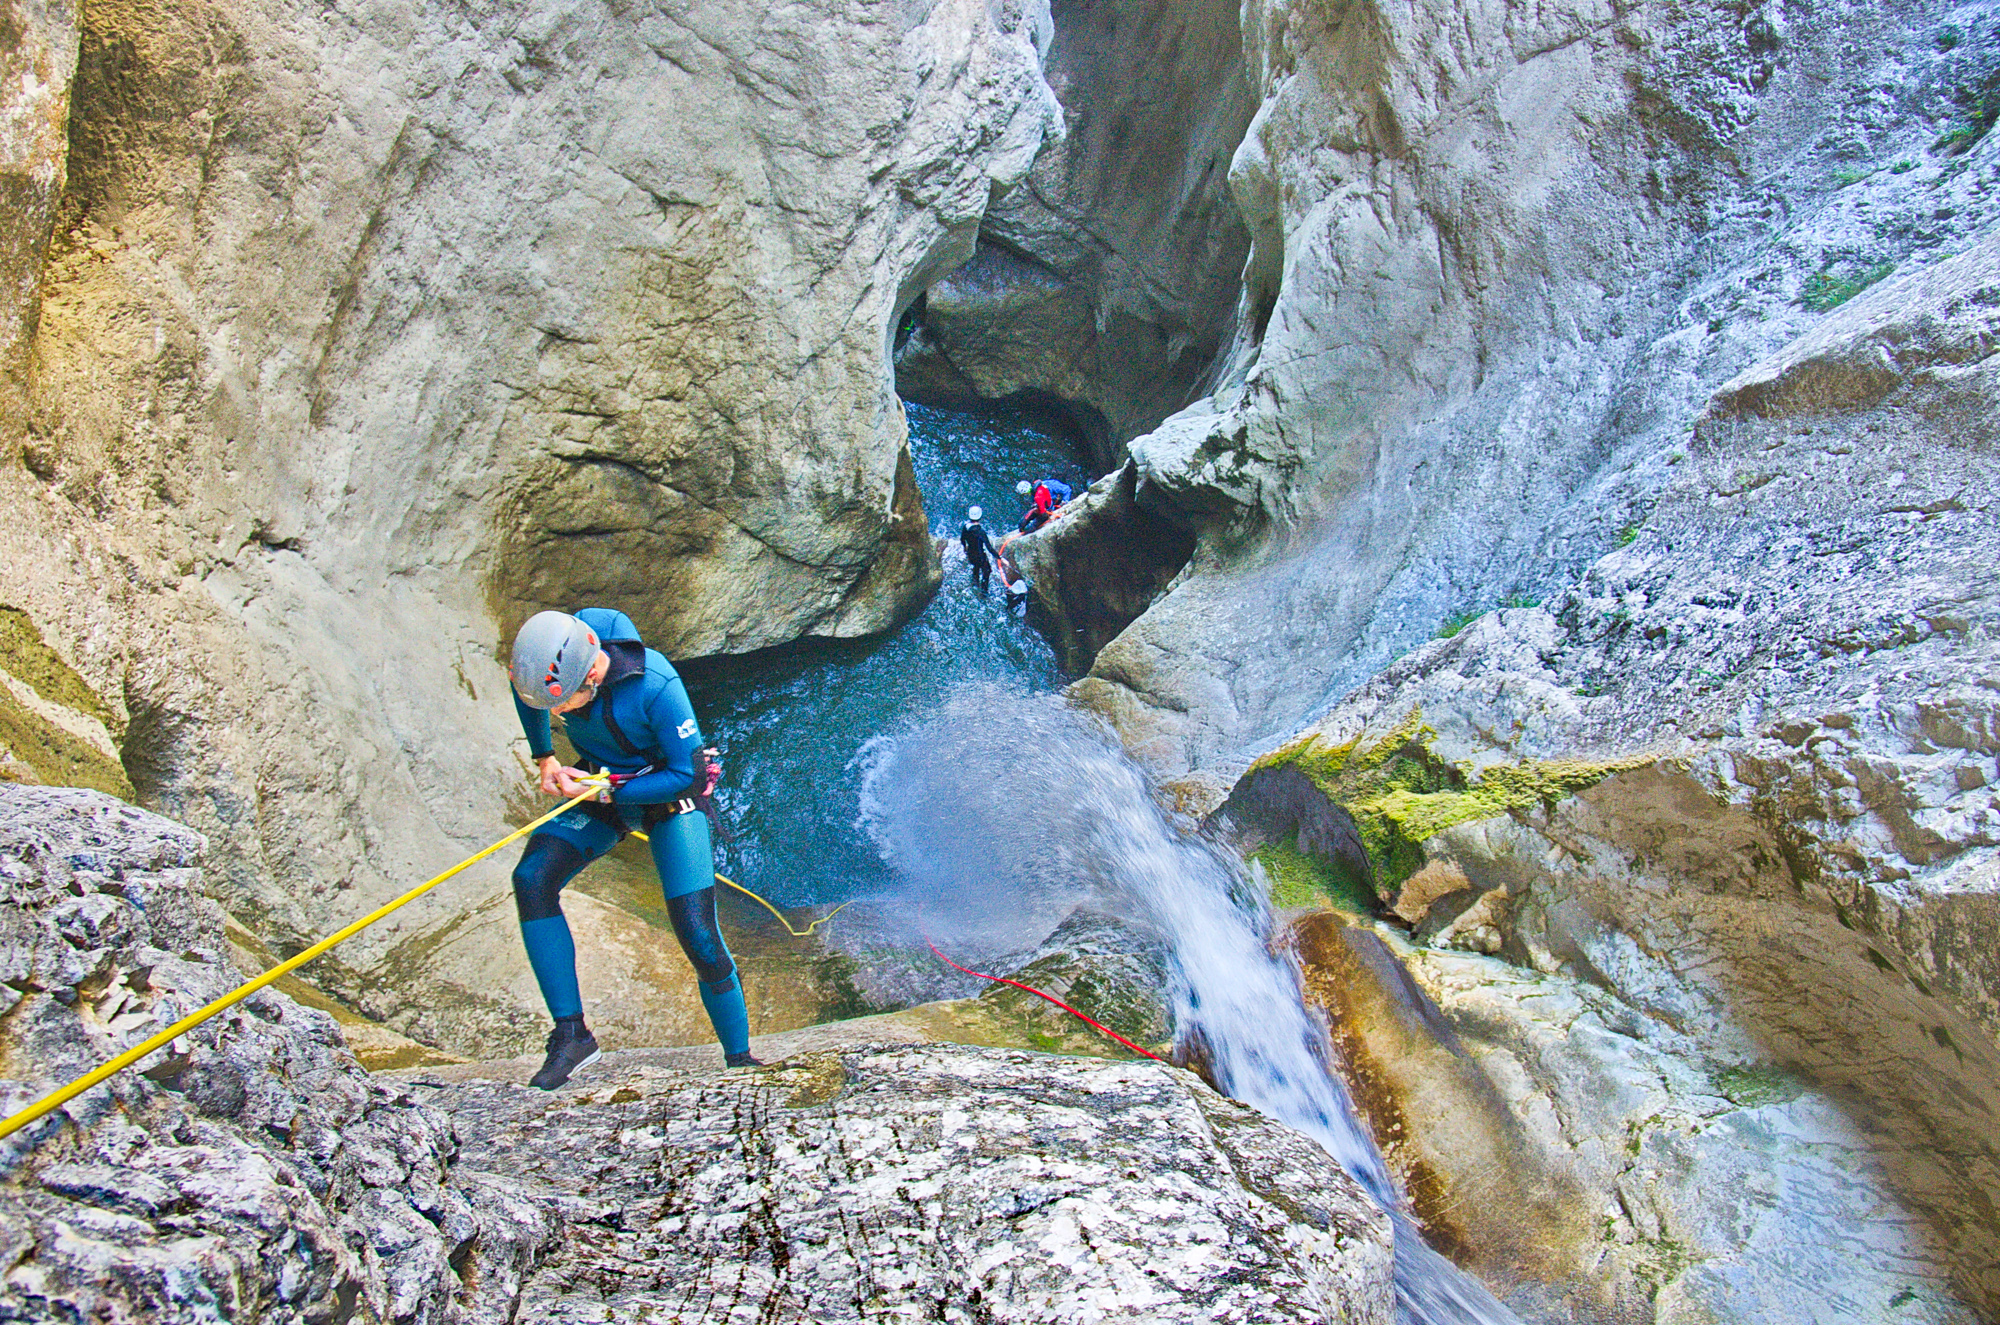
[0,782,615,1143]
[625,827,852,938]
[0,780,845,1144]
[717,872,853,937]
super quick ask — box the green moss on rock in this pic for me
[1252,708,1650,896]
[1251,832,1377,914]
[0,606,125,737]
[0,686,134,800]
[1710,1062,1805,1109]
[0,605,132,798]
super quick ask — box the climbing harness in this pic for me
[920,928,1165,1062]
[0,775,842,1145]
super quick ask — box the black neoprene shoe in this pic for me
[724,1051,763,1069]
[530,1020,601,1089]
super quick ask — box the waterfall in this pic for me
[857,688,1524,1325]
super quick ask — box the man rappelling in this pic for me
[508,608,758,1088]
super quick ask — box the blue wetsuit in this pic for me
[511,607,749,1057]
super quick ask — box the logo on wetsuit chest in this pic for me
[677,718,698,739]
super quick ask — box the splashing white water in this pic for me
[856,689,1523,1325]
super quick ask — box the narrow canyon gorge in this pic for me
[1,0,1996,1319]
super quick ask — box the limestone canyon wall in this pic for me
[893,0,1256,453]
[1075,0,1998,786]
[1052,0,2000,1315]
[0,0,1058,1042]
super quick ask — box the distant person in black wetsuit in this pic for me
[959,505,998,593]
[1004,576,1030,617]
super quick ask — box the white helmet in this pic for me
[511,611,600,709]
[1016,480,1032,496]
[967,505,982,521]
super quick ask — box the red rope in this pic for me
[921,931,1165,1062]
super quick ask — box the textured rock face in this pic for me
[0,0,75,399]
[1077,0,2000,783]
[894,0,1255,450]
[0,0,1060,1042]
[415,1043,1395,1324]
[1215,232,2000,1315]
[0,786,1396,1325]
[0,785,481,1322]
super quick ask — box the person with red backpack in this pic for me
[1015,477,1074,533]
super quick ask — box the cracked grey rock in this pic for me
[0,786,479,1323]
[0,787,1399,1323]
[409,1042,1395,1323]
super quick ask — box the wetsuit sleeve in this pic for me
[609,674,701,804]
[514,691,555,762]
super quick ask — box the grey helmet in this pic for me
[511,611,600,709]
[967,505,982,521]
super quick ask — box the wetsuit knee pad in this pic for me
[512,835,590,923]
[665,886,735,986]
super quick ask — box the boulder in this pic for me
[413,1042,1396,1323]
[1010,461,1196,672]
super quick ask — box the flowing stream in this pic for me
[691,403,1521,1324]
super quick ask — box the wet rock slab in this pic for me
[410,1044,1395,1324]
